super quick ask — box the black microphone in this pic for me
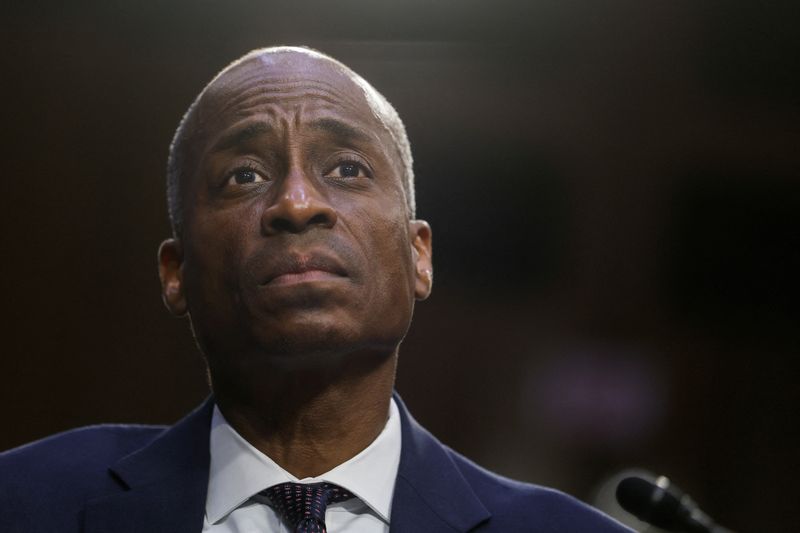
[615,475,734,533]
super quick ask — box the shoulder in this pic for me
[0,423,166,478]
[445,448,632,532]
[393,393,632,532]
[0,424,166,529]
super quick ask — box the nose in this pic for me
[260,168,337,235]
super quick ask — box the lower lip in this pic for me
[266,270,344,286]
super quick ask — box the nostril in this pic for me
[269,218,297,234]
[308,213,333,227]
[263,208,336,234]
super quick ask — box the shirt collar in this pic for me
[205,398,402,525]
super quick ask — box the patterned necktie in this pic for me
[262,481,354,533]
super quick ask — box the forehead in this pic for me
[195,51,385,141]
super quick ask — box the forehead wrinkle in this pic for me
[201,55,397,161]
[202,75,389,154]
[211,77,364,121]
[207,105,383,157]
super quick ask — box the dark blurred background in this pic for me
[1,1,798,530]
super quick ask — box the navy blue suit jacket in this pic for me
[1,394,631,532]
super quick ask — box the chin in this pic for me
[253,321,405,369]
[259,332,353,359]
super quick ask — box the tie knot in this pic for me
[262,482,354,532]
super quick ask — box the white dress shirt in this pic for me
[203,399,401,532]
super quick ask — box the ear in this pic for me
[408,220,433,300]
[158,238,187,316]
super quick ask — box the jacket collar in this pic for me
[83,398,214,533]
[391,393,491,532]
[81,393,491,533]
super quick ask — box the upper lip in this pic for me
[261,252,348,285]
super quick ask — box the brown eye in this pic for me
[326,162,368,179]
[340,163,359,177]
[228,168,265,185]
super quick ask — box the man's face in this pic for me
[159,51,432,372]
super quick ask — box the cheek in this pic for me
[355,209,415,308]
[183,215,249,315]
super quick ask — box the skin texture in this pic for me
[157,49,433,477]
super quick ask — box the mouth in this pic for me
[261,253,348,287]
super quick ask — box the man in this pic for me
[0,47,631,532]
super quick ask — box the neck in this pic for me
[212,349,397,479]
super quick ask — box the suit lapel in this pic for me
[82,394,490,532]
[390,393,491,533]
[83,398,214,533]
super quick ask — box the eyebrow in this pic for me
[212,122,273,152]
[308,117,374,144]
[210,117,375,154]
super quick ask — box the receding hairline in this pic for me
[166,46,416,238]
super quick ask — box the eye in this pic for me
[227,167,266,186]
[325,161,369,179]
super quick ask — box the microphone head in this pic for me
[615,475,688,530]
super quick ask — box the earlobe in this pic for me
[158,238,187,316]
[409,220,433,300]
